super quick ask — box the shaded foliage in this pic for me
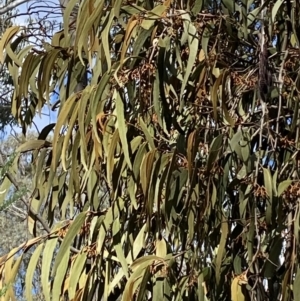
[1,0,300,301]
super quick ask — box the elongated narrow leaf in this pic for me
[41,237,58,301]
[215,216,228,285]
[0,26,20,63]
[206,134,224,172]
[52,251,70,301]
[69,252,87,300]
[115,90,132,169]
[25,244,44,301]
[52,212,87,275]
[278,180,292,197]
[140,150,157,197]
[180,13,198,107]
[263,168,273,225]
[272,0,284,22]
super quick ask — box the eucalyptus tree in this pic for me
[1,0,300,301]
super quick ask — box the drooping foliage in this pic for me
[1,0,300,300]
[0,1,17,132]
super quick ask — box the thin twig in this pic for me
[0,0,33,15]
[6,171,80,254]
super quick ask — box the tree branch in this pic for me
[5,171,80,253]
[0,0,33,15]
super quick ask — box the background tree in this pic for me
[1,0,300,301]
[0,131,46,301]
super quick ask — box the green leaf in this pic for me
[87,169,99,210]
[120,17,138,65]
[0,177,12,206]
[25,244,44,301]
[294,267,300,301]
[156,239,167,257]
[113,0,123,17]
[206,134,224,172]
[247,215,255,271]
[126,224,147,264]
[197,273,205,300]
[215,216,228,285]
[101,10,115,70]
[136,266,151,301]
[76,1,104,65]
[63,0,79,39]
[52,251,70,301]
[180,13,198,107]
[16,140,51,153]
[115,90,132,169]
[52,212,87,275]
[278,180,292,197]
[52,93,78,169]
[201,27,210,58]
[153,276,164,301]
[121,4,145,15]
[231,277,246,301]
[222,0,234,13]
[233,255,242,275]
[263,168,273,225]
[3,253,23,301]
[272,0,284,22]
[247,7,262,27]
[61,101,80,171]
[106,129,120,188]
[0,26,20,64]
[139,117,155,150]
[41,237,58,301]
[211,72,224,121]
[191,0,203,14]
[130,255,164,272]
[272,168,278,197]
[188,208,195,243]
[130,28,152,69]
[140,150,157,198]
[262,236,282,278]
[112,218,129,278]
[187,130,197,182]
[122,264,145,301]
[69,252,87,299]
[141,5,167,30]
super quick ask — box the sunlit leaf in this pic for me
[52,212,87,275]
[25,244,44,301]
[0,26,20,63]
